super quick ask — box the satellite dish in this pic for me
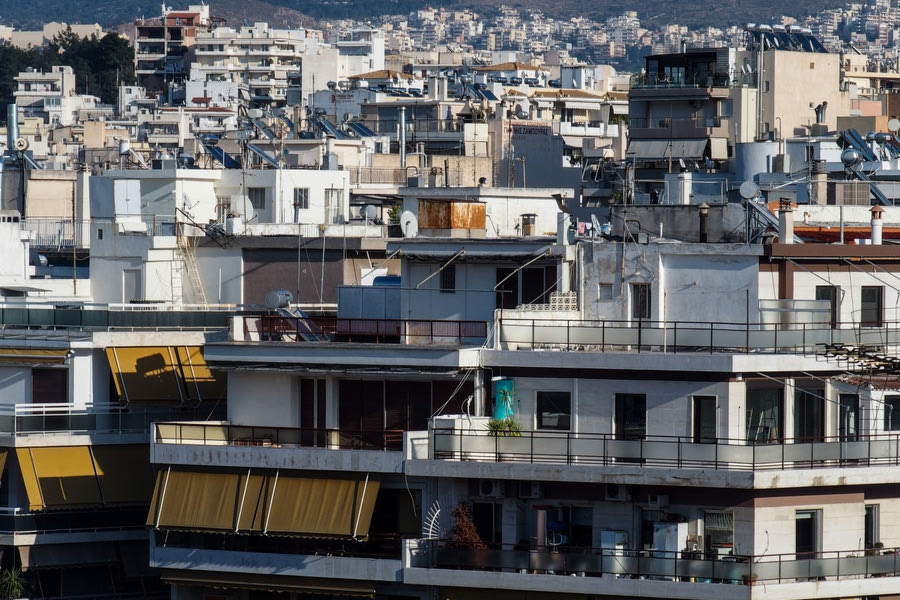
[363,204,378,219]
[739,181,760,199]
[889,118,900,133]
[399,210,418,237]
[14,137,28,151]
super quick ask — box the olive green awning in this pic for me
[148,468,380,538]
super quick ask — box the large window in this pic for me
[615,393,646,440]
[746,388,783,443]
[537,391,571,430]
[495,266,558,309]
[885,396,900,431]
[861,286,883,327]
[839,393,859,441]
[293,188,309,222]
[32,368,67,403]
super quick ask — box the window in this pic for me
[615,393,646,440]
[598,283,613,300]
[815,286,839,328]
[324,188,344,224]
[440,265,456,294]
[631,283,650,320]
[865,504,880,549]
[704,511,734,558]
[247,187,266,211]
[293,187,309,210]
[794,388,824,442]
[537,391,571,430]
[861,286,883,327]
[32,368,67,404]
[839,393,859,441]
[885,396,900,431]
[746,388,783,443]
[693,396,716,443]
[795,509,821,557]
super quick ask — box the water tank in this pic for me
[264,289,293,309]
[372,275,401,286]
[118,139,131,156]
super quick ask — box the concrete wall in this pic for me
[228,371,299,427]
[401,261,499,322]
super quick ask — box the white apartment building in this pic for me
[13,66,101,127]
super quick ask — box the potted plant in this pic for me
[447,502,486,550]
[487,417,522,437]
[0,567,27,600]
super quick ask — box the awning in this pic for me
[161,570,375,596]
[106,346,225,404]
[148,469,380,538]
[17,444,153,511]
[626,138,708,161]
[704,511,734,531]
[0,348,69,366]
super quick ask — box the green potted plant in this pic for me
[487,417,522,437]
[0,567,27,600]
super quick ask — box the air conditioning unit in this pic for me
[479,479,504,497]
[647,494,669,508]
[605,483,631,502]
[518,481,543,499]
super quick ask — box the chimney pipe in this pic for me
[778,198,794,244]
[399,106,407,169]
[6,104,18,150]
[699,202,709,242]
[871,205,884,245]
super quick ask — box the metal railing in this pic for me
[431,429,900,471]
[628,117,722,130]
[427,542,900,584]
[155,421,405,451]
[24,218,92,248]
[3,403,226,436]
[0,304,235,331]
[249,315,488,346]
[498,317,900,354]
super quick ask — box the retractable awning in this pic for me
[626,138,708,161]
[105,346,225,404]
[0,348,69,366]
[148,469,380,538]
[17,444,153,511]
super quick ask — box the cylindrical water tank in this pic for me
[119,139,131,156]
[264,289,293,309]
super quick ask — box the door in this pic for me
[693,395,716,443]
[839,394,859,441]
[795,510,821,557]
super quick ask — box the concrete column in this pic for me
[473,369,485,416]
[778,199,794,245]
[871,205,884,245]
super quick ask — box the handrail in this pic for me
[250,315,488,346]
[431,428,900,471]
[428,540,900,584]
[155,421,405,451]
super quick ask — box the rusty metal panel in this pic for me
[418,200,451,229]
[451,202,485,229]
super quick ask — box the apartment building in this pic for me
[144,201,900,600]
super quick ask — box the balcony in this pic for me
[630,73,753,90]
[406,540,900,599]
[627,116,726,140]
[429,428,900,472]
[24,218,92,249]
[153,422,407,473]
[497,317,899,355]
[245,315,488,346]
[0,303,233,332]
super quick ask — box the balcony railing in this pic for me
[24,218,92,248]
[0,304,233,331]
[155,421,406,451]
[498,318,900,354]
[247,315,488,346]
[0,403,225,436]
[630,73,754,89]
[425,542,900,584]
[431,429,900,471]
[628,116,722,130]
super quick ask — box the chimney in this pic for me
[871,205,884,245]
[778,198,794,244]
[699,203,709,242]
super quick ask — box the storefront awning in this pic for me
[105,346,225,404]
[17,444,153,511]
[148,469,380,538]
[626,138,708,161]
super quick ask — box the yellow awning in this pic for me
[148,469,380,538]
[0,348,69,365]
[17,445,153,511]
[106,346,225,404]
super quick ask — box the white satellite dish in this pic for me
[739,180,760,200]
[889,118,900,133]
[399,210,418,237]
[363,204,378,219]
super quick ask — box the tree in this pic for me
[447,502,486,550]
